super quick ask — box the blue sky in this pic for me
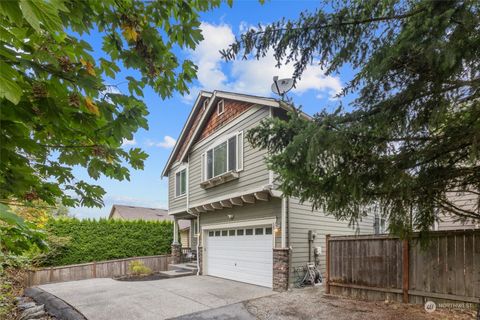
[71,0,355,219]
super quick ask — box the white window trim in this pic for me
[202,131,243,182]
[191,106,259,153]
[374,212,387,234]
[237,131,244,172]
[217,99,224,115]
[174,165,188,199]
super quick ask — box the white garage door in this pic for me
[205,225,273,288]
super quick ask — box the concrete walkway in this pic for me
[38,276,274,320]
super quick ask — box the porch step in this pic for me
[168,263,198,273]
[158,269,194,278]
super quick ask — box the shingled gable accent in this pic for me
[176,99,252,162]
[199,99,252,140]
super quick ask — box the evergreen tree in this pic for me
[223,0,480,236]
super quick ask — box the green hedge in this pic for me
[42,218,173,266]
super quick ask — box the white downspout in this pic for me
[281,197,287,248]
[196,214,200,275]
[173,218,179,244]
[268,106,274,186]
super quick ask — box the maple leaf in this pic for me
[85,97,100,116]
[80,58,96,76]
[122,24,138,42]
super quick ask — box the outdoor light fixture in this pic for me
[274,223,280,233]
[227,214,234,220]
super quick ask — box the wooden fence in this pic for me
[325,230,480,305]
[27,255,174,287]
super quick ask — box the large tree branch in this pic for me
[433,197,480,221]
[39,144,100,149]
[233,8,426,43]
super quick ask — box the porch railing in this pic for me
[180,247,196,263]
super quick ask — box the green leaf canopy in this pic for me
[0,0,223,208]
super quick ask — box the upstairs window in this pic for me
[217,99,224,115]
[202,132,243,181]
[374,213,386,234]
[175,168,187,197]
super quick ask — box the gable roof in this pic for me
[108,204,189,228]
[161,90,313,177]
[161,91,212,177]
[162,90,283,176]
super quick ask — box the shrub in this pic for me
[42,218,173,266]
[0,258,29,320]
[128,260,152,276]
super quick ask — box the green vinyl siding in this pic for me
[288,197,375,286]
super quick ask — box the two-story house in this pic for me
[162,90,375,291]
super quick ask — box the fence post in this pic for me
[92,261,97,278]
[402,239,409,303]
[49,266,53,283]
[326,234,331,294]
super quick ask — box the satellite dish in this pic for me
[271,76,294,97]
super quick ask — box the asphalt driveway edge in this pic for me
[24,287,88,320]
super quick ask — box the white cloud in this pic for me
[146,136,176,149]
[190,22,235,91]
[158,136,176,148]
[121,138,136,146]
[182,22,342,102]
[104,85,122,94]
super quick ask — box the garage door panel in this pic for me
[207,266,273,283]
[206,249,272,259]
[205,225,273,288]
[206,257,272,265]
[206,255,273,267]
[207,263,273,276]
[207,245,272,252]
[207,270,272,287]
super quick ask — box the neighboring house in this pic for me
[109,205,190,247]
[162,90,375,291]
[434,192,479,231]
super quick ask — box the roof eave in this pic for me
[161,91,213,177]
[278,100,313,121]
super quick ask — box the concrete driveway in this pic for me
[38,276,274,320]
